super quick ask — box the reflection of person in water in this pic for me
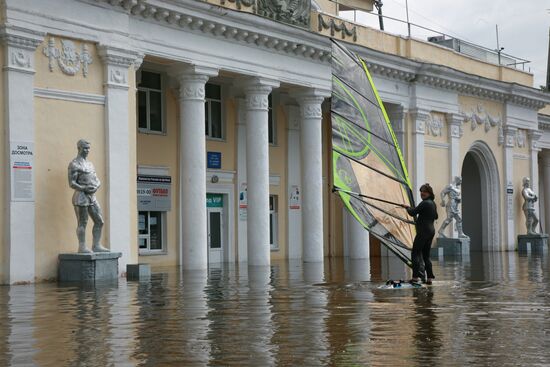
[412,288,442,364]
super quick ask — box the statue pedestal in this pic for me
[58,252,122,282]
[518,234,549,254]
[436,237,470,257]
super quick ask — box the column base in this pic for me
[58,252,122,282]
[435,237,470,257]
[126,263,151,280]
[518,234,549,254]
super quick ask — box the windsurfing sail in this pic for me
[330,40,416,266]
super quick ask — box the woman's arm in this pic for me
[407,201,425,216]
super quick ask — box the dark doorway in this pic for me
[462,152,483,251]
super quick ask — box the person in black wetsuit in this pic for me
[406,183,438,284]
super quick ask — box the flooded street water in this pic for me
[2,252,550,366]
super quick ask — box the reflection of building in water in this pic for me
[1,0,550,285]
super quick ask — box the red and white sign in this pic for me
[10,142,34,201]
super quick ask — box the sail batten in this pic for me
[331,40,416,267]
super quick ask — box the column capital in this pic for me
[98,45,143,89]
[410,108,430,135]
[1,26,44,75]
[503,125,518,148]
[242,77,279,111]
[241,76,280,94]
[0,25,44,50]
[171,64,218,81]
[172,64,218,101]
[292,89,329,120]
[446,113,464,139]
[97,45,143,68]
[386,104,407,133]
[528,129,543,151]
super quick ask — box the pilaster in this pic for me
[410,108,430,203]
[98,45,143,275]
[286,105,302,260]
[236,97,248,262]
[446,113,463,181]
[386,105,407,162]
[503,125,517,251]
[2,26,44,284]
[541,149,550,234]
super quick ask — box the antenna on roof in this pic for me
[495,24,504,65]
[546,27,550,91]
[374,0,384,31]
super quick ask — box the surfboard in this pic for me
[377,279,427,289]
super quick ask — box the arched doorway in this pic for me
[461,141,501,252]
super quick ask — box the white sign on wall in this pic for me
[10,142,34,201]
[239,182,247,221]
[289,185,300,209]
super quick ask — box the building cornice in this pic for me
[348,43,550,111]
[539,114,550,131]
[91,0,331,64]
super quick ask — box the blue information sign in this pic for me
[207,151,222,169]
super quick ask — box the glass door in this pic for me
[207,207,223,263]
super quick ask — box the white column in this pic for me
[98,46,142,275]
[244,77,279,266]
[528,130,542,218]
[345,210,370,259]
[2,29,43,284]
[286,105,303,259]
[387,105,407,161]
[447,113,463,237]
[175,65,218,270]
[410,109,429,203]
[236,98,248,263]
[447,113,463,181]
[541,150,550,234]
[295,90,327,263]
[503,125,517,251]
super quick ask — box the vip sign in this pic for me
[137,175,171,211]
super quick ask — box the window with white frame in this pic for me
[138,211,166,253]
[268,93,276,144]
[205,83,223,139]
[270,195,278,250]
[138,70,164,133]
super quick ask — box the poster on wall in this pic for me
[507,185,514,220]
[10,142,34,201]
[137,175,172,211]
[289,185,300,209]
[239,182,247,221]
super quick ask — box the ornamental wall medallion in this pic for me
[257,0,311,28]
[43,37,93,77]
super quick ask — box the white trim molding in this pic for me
[34,88,105,105]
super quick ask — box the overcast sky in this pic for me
[339,0,550,88]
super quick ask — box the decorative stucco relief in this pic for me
[318,13,357,42]
[425,113,444,137]
[515,130,526,148]
[257,0,311,28]
[42,37,93,77]
[460,104,504,145]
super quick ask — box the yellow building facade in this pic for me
[1,0,549,284]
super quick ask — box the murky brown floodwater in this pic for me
[1,252,550,366]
